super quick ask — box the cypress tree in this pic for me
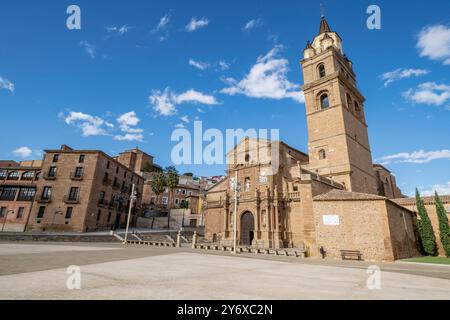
[415,189,437,256]
[435,192,450,258]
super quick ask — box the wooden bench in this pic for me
[341,250,363,261]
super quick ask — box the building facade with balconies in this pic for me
[0,161,42,232]
[27,145,144,232]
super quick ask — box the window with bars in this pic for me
[37,206,46,219]
[74,167,83,178]
[0,187,18,201]
[41,187,52,200]
[65,207,74,219]
[68,187,79,201]
[48,167,57,178]
[17,188,36,201]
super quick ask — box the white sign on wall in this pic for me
[323,215,340,226]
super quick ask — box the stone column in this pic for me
[191,231,197,249]
[176,231,181,248]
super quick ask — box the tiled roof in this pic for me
[314,190,387,201]
[393,195,450,206]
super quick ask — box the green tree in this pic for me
[165,166,179,229]
[415,189,437,256]
[151,172,166,207]
[435,192,450,257]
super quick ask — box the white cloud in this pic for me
[218,60,230,71]
[185,17,209,32]
[152,14,171,41]
[116,111,144,139]
[220,45,305,103]
[80,41,95,59]
[380,68,430,87]
[403,82,450,106]
[417,24,450,65]
[175,89,218,105]
[12,147,32,158]
[149,88,219,117]
[62,110,143,141]
[64,111,109,136]
[420,181,450,196]
[0,76,15,93]
[189,59,209,70]
[375,149,450,165]
[107,25,133,36]
[114,133,144,142]
[242,18,263,31]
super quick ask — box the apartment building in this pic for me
[0,160,42,232]
[27,145,145,232]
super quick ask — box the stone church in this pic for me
[205,16,421,262]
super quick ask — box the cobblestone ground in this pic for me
[1,242,449,300]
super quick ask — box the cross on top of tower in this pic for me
[320,3,326,18]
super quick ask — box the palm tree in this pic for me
[165,166,179,230]
[150,172,166,229]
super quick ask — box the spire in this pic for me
[319,16,332,34]
[305,40,313,49]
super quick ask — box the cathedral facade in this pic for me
[205,17,420,262]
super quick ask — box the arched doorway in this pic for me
[240,211,255,246]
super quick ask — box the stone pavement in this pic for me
[1,242,449,300]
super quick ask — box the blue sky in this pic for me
[1,0,449,197]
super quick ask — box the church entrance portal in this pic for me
[240,211,255,246]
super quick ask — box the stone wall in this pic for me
[394,196,450,257]
[313,196,419,261]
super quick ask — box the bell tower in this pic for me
[301,16,377,194]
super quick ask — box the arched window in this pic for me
[7,171,19,181]
[0,170,6,179]
[320,93,330,109]
[319,149,327,160]
[318,64,326,78]
[354,101,361,112]
[22,171,34,181]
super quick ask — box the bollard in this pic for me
[191,231,198,249]
[176,231,182,248]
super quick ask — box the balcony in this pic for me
[287,192,301,200]
[63,195,80,204]
[43,173,57,181]
[70,172,84,181]
[37,197,52,204]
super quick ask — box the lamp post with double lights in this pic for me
[230,171,242,255]
[124,184,137,244]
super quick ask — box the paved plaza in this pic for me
[0,242,449,300]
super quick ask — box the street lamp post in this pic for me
[230,171,241,255]
[124,184,137,244]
